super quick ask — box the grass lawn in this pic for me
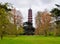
[0,35,60,44]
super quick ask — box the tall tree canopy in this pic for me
[0,3,11,39]
[50,4,60,36]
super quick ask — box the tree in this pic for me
[35,12,42,35]
[35,11,51,36]
[8,9,24,36]
[0,3,11,40]
[50,4,60,36]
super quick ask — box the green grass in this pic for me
[0,35,60,44]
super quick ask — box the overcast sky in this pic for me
[0,0,60,27]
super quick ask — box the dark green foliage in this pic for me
[23,22,35,35]
[0,3,11,12]
[50,8,60,17]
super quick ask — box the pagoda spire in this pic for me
[28,8,32,23]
